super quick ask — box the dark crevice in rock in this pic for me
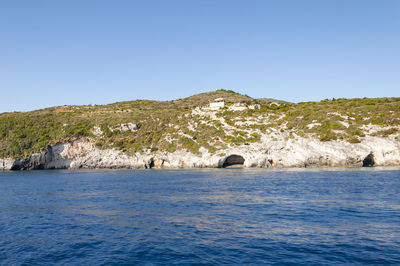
[145,158,155,169]
[362,152,375,167]
[220,154,245,168]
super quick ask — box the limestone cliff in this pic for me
[2,135,399,170]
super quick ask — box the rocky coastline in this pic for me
[2,135,400,170]
[2,92,400,171]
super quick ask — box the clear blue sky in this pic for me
[1,0,399,112]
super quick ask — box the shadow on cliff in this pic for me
[11,145,73,170]
[218,154,245,168]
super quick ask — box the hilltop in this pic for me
[0,90,253,158]
[1,90,400,170]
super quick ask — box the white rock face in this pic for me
[3,134,400,170]
[118,123,140,132]
[91,126,103,136]
[45,138,145,169]
[0,158,14,170]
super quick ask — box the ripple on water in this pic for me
[0,168,400,265]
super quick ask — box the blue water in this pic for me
[1,168,400,265]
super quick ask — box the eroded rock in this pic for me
[0,158,14,170]
[219,154,245,168]
[3,133,400,170]
[362,152,375,167]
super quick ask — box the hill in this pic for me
[1,90,400,169]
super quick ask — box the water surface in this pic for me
[1,168,400,265]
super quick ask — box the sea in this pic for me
[1,168,400,265]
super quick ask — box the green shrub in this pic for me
[319,130,337,142]
[65,122,93,137]
[371,128,398,137]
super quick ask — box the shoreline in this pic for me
[2,133,400,171]
[2,164,400,172]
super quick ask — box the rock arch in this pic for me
[220,154,245,168]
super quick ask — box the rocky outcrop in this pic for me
[8,138,151,170]
[1,135,400,170]
[0,158,14,170]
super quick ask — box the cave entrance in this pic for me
[221,154,245,168]
[362,153,375,167]
[145,158,154,169]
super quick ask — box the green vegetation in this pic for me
[1,90,399,159]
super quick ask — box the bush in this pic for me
[348,137,361,143]
[319,130,337,142]
[371,128,398,137]
[65,122,93,137]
